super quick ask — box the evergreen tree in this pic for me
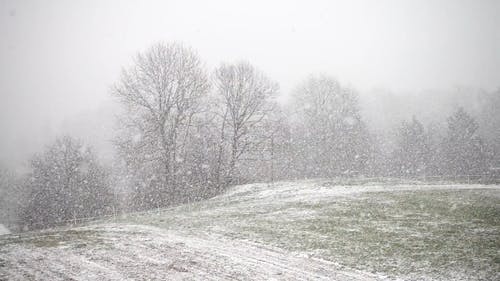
[441,108,490,175]
[392,116,431,177]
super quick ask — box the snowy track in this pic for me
[0,223,382,281]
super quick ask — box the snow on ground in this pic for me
[1,179,499,280]
[0,223,382,281]
[222,179,497,204]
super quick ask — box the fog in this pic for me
[1,0,499,169]
[1,2,500,279]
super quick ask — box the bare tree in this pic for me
[289,75,370,177]
[113,43,210,208]
[213,62,279,185]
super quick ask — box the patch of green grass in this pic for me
[235,189,500,279]
[0,229,102,249]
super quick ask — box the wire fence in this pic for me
[1,174,499,234]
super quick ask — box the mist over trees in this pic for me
[476,89,500,152]
[392,117,432,177]
[0,167,26,231]
[1,42,499,231]
[110,43,498,212]
[288,75,370,178]
[441,108,492,176]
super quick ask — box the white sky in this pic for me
[1,0,499,168]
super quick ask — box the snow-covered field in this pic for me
[1,180,499,280]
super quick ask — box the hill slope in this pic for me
[1,180,499,280]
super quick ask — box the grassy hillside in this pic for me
[1,180,499,280]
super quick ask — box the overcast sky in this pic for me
[1,0,499,169]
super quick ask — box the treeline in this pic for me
[377,108,495,177]
[1,42,498,231]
